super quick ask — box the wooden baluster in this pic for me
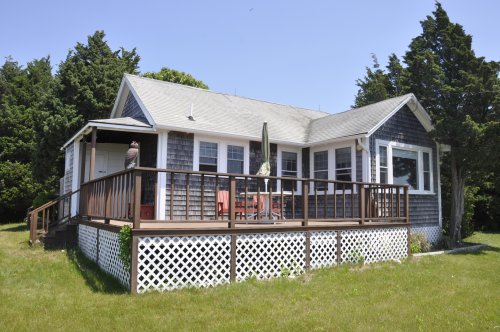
[302,180,309,226]
[185,173,190,221]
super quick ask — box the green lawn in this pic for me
[1,223,499,331]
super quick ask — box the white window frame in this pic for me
[309,142,356,194]
[277,145,302,194]
[193,135,249,174]
[375,139,434,194]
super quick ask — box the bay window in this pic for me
[377,140,433,193]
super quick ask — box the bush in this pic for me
[410,233,431,254]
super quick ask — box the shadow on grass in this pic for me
[1,224,28,232]
[66,248,128,294]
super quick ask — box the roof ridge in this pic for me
[126,74,331,117]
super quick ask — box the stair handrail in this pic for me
[29,189,80,245]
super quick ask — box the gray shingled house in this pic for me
[32,73,450,292]
[61,74,443,243]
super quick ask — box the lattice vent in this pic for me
[310,231,338,269]
[98,229,130,289]
[236,232,306,281]
[137,236,231,293]
[411,226,442,244]
[78,224,97,261]
[340,228,407,264]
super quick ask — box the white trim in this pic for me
[367,96,412,137]
[193,134,249,174]
[156,131,168,220]
[124,76,156,126]
[367,94,433,137]
[110,78,129,118]
[62,122,155,149]
[277,145,302,194]
[436,142,442,227]
[375,139,434,194]
[70,139,80,216]
[309,141,356,194]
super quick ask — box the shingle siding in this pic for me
[369,105,439,226]
[122,92,149,124]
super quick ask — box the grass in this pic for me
[0,223,499,331]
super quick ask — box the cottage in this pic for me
[32,74,444,292]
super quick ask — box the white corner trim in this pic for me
[156,131,168,220]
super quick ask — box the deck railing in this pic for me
[29,190,79,245]
[78,167,409,229]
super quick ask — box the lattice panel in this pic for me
[98,229,130,289]
[78,224,97,261]
[236,232,306,281]
[340,227,407,264]
[137,236,231,293]
[411,225,442,244]
[310,231,338,269]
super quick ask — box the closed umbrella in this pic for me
[256,121,270,191]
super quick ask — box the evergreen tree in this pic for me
[57,31,140,124]
[404,3,499,245]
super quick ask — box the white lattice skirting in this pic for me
[136,227,408,293]
[411,225,442,244]
[78,225,130,289]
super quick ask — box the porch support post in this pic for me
[89,127,97,181]
[71,139,80,217]
[155,132,168,220]
[80,141,87,184]
[404,185,409,223]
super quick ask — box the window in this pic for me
[281,151,297,191]
[335,147,351,181]
[423,152,431,191]
[227,145,244,174]
[379,146,388,184]
[377,140,433,193]
[393,148,418,189]
[199,141,218,172]
[314,150,328,190]
[335,147,352,190]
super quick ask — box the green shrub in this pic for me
[118,225,132,270]
[410,233,431,254]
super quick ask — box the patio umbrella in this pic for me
[256,121,270,191]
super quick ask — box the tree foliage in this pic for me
[57,30,140,124]
[353,2,500,243]
[143,67,208,89]
[0,31,207,222]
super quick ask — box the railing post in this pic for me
[228,176,236,228]
[302,180,309,226]
[30,212,37,245]
[133,170,142,229]
[104,178,112,224]
[404,185,409,223]
[359,184,365,225]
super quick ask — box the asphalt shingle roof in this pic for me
[123,74,417,144]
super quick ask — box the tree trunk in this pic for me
[449,152,466,248]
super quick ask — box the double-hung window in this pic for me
[227,145,244,174]
[281,151,297,191]
[377,140,433,193]
[313,150,328,190]
[199,141,218,172]
[335,147,352,190]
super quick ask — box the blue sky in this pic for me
[1,0,498,114]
